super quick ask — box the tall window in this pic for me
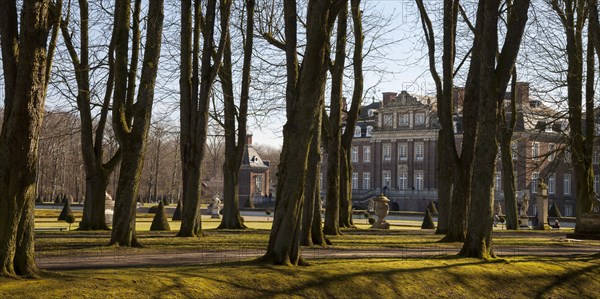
[383,114,393,128]
[354,126,361,137]
[564,149,572,164]
[363,172,371,190]
[366,126,373,137]
[415,171,424,190]
[564,174,571,195]
[531,172,539,194]
[511,141,518,160]
[415,113,425,125]
[363,146,371,162]
[532,142,539,160]
[383,144,391,161]
[594,146,600,165]
[595,175,600,194]
[351,146,359,163]
[548,143,555,161]
[548,174,555,194]
[565,205,572,216]
[398,144,408,160]
[383,170,391,188]
[398,172,408,190]
[495,172,502,191]
[399,114,409,126]
[352,173,358,190]
[415,143,424,161]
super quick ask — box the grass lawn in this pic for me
[12,208,599,298]
[1,256,600,298]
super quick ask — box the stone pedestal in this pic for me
[370,194,390,229]
[535,179,550,230]
[104,192,114,226]
[519,216,529,228]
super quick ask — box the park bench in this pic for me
[35,227,67,232]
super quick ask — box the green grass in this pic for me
[1,256,600,298]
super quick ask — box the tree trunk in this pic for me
[178,0,230,237]
[339,149,354,228]
[262,0,335,266]
[500,138,518,230]
[110,0,164,246]
[301,130,321,246]
[460,0,529,258]
[79,173,110,230]
[219,169,246,229]
[0,0,54,278]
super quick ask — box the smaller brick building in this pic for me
[238,134,270,208]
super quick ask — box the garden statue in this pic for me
[370,194,391,229]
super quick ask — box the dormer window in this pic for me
[399,114,409,126]
[545,125,553,132]
[354,126,361,137]
[415,113,425,125]
[383,114,393,128]
[366,126,373,137]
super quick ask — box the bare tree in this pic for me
[178,0,231,237]
[0,0,61,277]
[110,0,165,247]
[60,0,121,230]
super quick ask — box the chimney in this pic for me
[246,134,253,145]
[515,82,529,107]
[382,92,397,107]
[452,87,465,113]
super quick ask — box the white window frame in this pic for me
[383,144,391,161]
[564,174,571,195]
[383,170,391,188]
[351,146,359,163]
[565,205,572,217]
[398,172,408,190]
[595,175,600,194]
[363,172,371,190]
[354,126,361,138]
[531,172,539,194]
[398,144,408,161]
[594,146,600,165]
[366,126,373,137]
[363,146,371,163]
[532,142,539,161]
[383,114,393,128]
[548,173,555,194]
[415,143,424,161]
[352,173,358,190]
[415,171,424,191]
[548,143,555,162]
[399,114,409,126]
[415,113,425,125]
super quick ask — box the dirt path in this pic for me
[36,244,599,270]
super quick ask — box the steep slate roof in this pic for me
[241,143,269,172]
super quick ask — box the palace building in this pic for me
[322,83,588,216]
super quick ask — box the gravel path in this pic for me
[36,244,599,270]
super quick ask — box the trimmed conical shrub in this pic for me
[549,202,562,218]
[150,201,170,231]
[172,200,182,220]
[421,208,436,229]
[58,200,73,221]
[427,199,438,215]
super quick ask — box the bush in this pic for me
[368,217,376,225]
[265,209,272,216]
[148,205,159,214]
[421,208,436,229]
[65,214,76,231]
[58,200,73,221]
[549,202,562,218]
[172,200,182,220]
[427,200,438,215]
[150,201,171,231]
[363,212,370,219]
